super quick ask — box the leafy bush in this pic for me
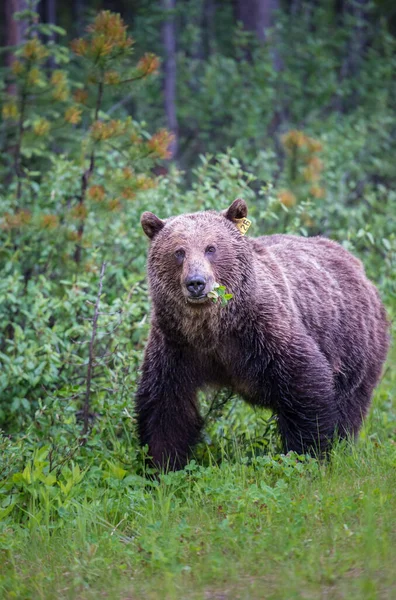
[0,4,394,492]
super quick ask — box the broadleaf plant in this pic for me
[208,282,233,306]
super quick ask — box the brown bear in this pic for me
[137,198,389,470]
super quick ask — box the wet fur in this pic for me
[136,203,390,470]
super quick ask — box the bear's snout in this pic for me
[185,275,206,298]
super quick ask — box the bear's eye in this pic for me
[205,245,216,255]
[174,249,185,262]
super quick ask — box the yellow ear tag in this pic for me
[233,217,251,235]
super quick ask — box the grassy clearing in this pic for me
[1,351,395,600]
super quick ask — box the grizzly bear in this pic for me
[137,198,389,470]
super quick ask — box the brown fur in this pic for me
[136,199,390,469]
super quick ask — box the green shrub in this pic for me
[0,4,394,480]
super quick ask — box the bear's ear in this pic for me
[224,198,248,221]
[223,198,251,235]
[141,212,165,239]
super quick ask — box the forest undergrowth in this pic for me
[0,3,395,598]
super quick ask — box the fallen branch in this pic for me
[82,261,106,436]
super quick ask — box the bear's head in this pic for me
[141,199,253,316]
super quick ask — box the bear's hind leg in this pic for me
[277,404,340,456]
[275,336,341,456]
[336,380,374,442]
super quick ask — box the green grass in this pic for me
[1,354,395,600]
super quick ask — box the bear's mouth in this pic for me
[187,295,208,305]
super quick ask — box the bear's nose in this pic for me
[185,275,206,297]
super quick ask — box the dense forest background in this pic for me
[0,3,395,597]
[2,0,396,170]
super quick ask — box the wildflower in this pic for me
[1,210,31,230]
[104,70,121,85]
[27,67,43,86]
[65,106,82,125]
[282,130,308,152]
[87,185,106,201]
[71,203,88,220]
[41,214,59,230]
[33,118,51,136]
[19,210,31,225]
[51,71,67,86]
[52,86,69,102]
[277,189,297,208]
[108,198,122,211]
[22,38,48,61]
[306,138,323,153]
[130,131,142,144]
[51,71,69,101]
[136,174,156,190]
[67,230,79,241]
[122,167,134,180]
[84,261,99,273]
[306,156,323,172]
[70,38,88,56]
[2,102,19,120]
[90,119,125,141]
[11,60,24,76]
[136,53,160,76]
[121,188,136,200]
[303,157,323,182]
[91,36,113,59]
[302,214,315,227]
[73,89,89,104]
[309,185,326,199]
[88,11,134,51]
[147,129,174,159]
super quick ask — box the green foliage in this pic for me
[0,3,173,429]
[133,1,396,173]
[1,426,395,597]
[0,1,170,249]
[207,283,233,306]
[0,4,395,597]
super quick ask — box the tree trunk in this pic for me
[4,0,27,92]
[235,0,279,43]
[72,0,84,36]
[235,0,281,70]
[46,0,57,69]
[203,0,215,57]
[347,0,369,74]
[162,0,178,160]
[336,0,370,112]
[235,0,256,34]
[256,0,279,42]
[46,0,57,32]
[4,0,24,67]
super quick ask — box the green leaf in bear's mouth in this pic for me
[207,282,233,306]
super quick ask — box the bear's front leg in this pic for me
[136,328,203,471]
[274,335,341,456]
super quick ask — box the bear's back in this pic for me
[250,233,388,393]
[252,234,365,291]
